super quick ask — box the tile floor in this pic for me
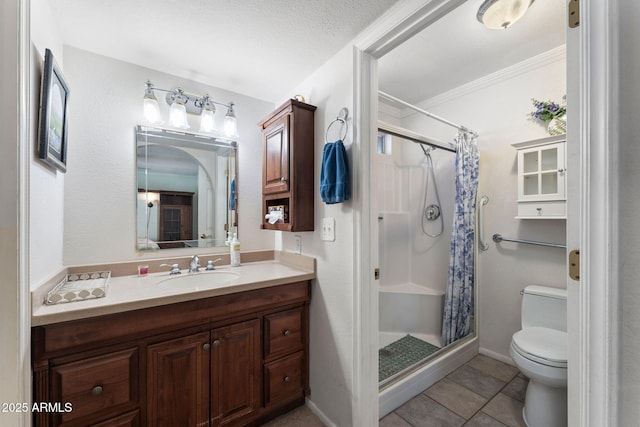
[265,354,527,427]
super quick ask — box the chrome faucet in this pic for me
[160,263,181,275]
[189,255,200,273]
[205,258,224,271]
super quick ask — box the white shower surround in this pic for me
[376,140,456,349]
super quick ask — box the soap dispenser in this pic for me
[230,233,241,267]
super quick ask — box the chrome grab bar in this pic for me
[492,233,567,249]
[478,196,490,251]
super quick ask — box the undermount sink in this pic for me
[157,270,240,290]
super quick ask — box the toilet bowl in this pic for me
[510,286,567,427]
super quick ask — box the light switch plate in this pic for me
[294,235,302,254]
[321,217,335,241]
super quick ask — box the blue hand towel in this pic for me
[320,140,350,204]
[229,179,236,210]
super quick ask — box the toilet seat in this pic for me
[512,326,567,368]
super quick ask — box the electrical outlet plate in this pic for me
[321,217,335,242]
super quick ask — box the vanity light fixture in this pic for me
[168,88,190,129]
[224,103,238,138]
[477,0,535,29]
[143,82,161,124]
[199,95,216,133]
[142,80,238,137]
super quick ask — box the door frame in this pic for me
[352,0,620,425]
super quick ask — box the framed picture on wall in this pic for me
[38,48,70,173]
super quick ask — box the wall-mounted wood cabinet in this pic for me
[32,282,311,426]
[512,135,567,219]
[259,99,316,231]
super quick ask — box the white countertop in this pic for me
[32,259,315,326]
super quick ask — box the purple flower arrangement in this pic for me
[529,96,566,122]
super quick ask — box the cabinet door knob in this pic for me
[280,177,287,183]
[91,385,103,396]
[212,339,221,347]
[558,168,566,173]
[203,343,211,351]
[283,376,291,383]
[283,329,290,337]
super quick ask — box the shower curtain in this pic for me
[442,131,479,346]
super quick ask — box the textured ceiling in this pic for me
[379,0,565,105]
[50,0,565,108]
[51,0,400,103]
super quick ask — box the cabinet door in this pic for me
[211,319,261,426]
[517,141,566,202]
[263,115,290,194]
[147,332,210,427]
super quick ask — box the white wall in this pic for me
[618,2,640,423]
[385,48,567,360]
[61,47,274,267]
[30,0,65,287]
[273,44,355,427]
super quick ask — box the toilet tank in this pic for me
[521,285,567,331]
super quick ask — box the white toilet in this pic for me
[510,285,567,427]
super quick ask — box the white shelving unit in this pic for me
[512,134,567,219]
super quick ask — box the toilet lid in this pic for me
[512,327,567,368]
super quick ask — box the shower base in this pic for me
[379,334,441,382]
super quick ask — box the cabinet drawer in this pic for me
[50,348,138,424]
[264,307,304,359]
[263,352,303,406]
[516,201,566,219]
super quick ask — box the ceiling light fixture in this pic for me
[142,81,238,137]
[477,0,534,30]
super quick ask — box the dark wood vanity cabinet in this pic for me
[259,99,316,232]
[32,282,311,427]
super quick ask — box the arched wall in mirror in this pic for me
[136,125,237,251]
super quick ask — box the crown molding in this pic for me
[383,45,566,119]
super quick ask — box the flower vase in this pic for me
[547,114,567,135]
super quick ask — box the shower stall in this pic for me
[376,93,479,415]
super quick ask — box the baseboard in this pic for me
[378,336,479,418]
[478,346,515,367]
[306,398,337,427]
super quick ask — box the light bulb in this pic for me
[200,108,215,133]
[143,97,161,123]
[224,103,238,137]
[199,95,216,133]
[143,82,161,123]
[169,100,189,129]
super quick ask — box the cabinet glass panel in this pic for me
[541,172,558,194]
[541,148,558,171]
[523,174,538,196]
[523,151,538,173]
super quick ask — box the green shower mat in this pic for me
[379,335,440,382]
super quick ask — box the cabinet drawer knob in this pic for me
[203,343,211,351]
[91,385,103,396]
[212,339,221,347]
[536,207,542,211]
[283,329,290,337]
[283,376,291,383]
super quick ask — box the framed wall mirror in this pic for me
[136,125,237,250]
